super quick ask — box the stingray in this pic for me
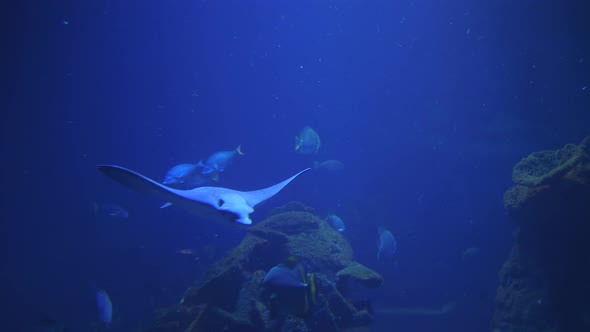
[97,165,309,225]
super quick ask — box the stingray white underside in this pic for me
[98,165,309,224]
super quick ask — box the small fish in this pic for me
[93,203,128,219]
[461,247,480,260]
[200,145,245,180]
[160,202,173,209]
[96,289,112,326]
[160,163,213,208]
[163,163,198,184]
[325,214,346,232]
[163,163,211,189]
[176,248,196,255]
[260,256,317,317]
[313,160,344,171]
[295,126,321,154]
[377,227,397,262]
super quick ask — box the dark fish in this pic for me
[93,203,128,219]
[260,256,317,317]
[325,214,346,232]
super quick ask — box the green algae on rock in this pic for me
[511,139,589,187]
[336,262,384,289]
[267,200,317,217]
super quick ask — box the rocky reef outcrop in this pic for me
[491,136,590,332]
[143,203,382,332]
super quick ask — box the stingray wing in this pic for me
[97,165,237,223]
[240,168,310,207]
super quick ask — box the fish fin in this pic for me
[309,273,317,305]
[211,172,220,182]
[97,165,221,220]
[160,202,173,209]
[98,165,305,225]
[240,168,310,207]
[236,144,245,155]
[295,136,301,151]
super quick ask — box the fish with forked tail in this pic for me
[200,145,245,181]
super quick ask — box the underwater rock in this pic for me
[511,141,588,187]
[246,228,290,244]
[267,201,317,217]
[185,305,258,332]
[336,262,384,289]
[259,211,321,235]
[318,273,373,328]
[504,136,590,219]
[143,306,203,332]
[492,136,590,332]
[492,246,553,332]
[143,204,381,332]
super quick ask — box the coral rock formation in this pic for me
[492,136,590,332]
[144,203,382,332]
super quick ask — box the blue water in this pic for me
[4,0,590,331]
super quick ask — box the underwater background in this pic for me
[4,0,590,331]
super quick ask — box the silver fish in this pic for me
[377,227,397,262]
[295,126,320,154]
